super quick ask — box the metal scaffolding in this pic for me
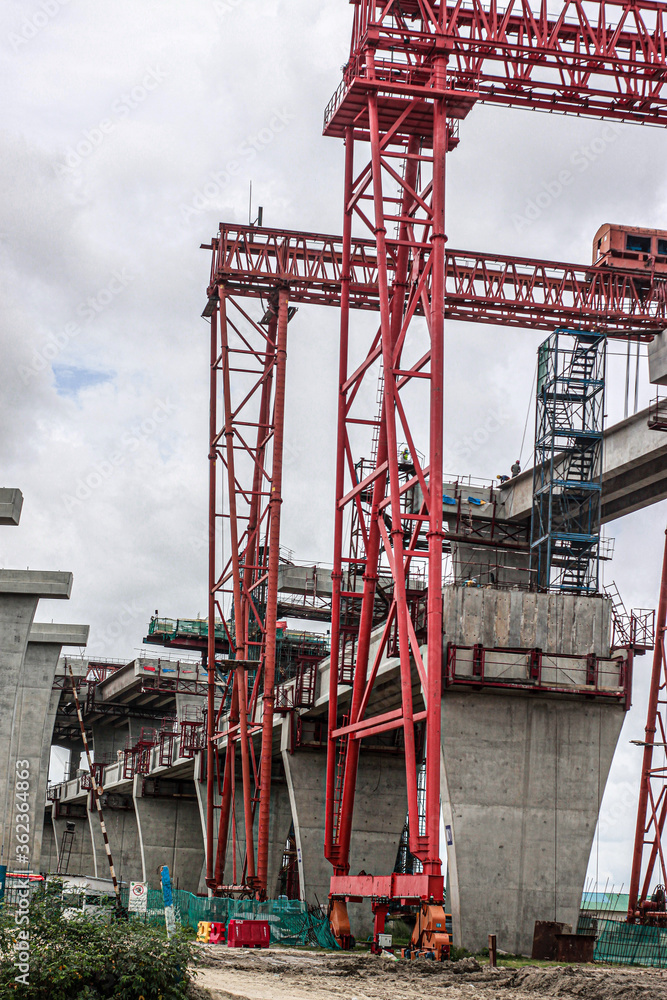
[531,329,606,594]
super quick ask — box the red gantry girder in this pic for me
[325,0,667,133]
[207,223,667,334]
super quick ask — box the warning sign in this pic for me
[128,881,148,914]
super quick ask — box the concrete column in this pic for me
[193,737,292,897]
[220,775,292,893]
[0,570,72,870]
[194,754,216,894]
[91,722,128,762]
[282,722,407,937]
[40,808,57,872]
[11,625,89,870]
[88,792,143,884]
[441,691,624,955]
[133,775,204,892]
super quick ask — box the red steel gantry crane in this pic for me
[204,1,667,936]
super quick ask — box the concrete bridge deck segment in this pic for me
[500,404,667,525]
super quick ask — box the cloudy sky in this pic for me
[2,0,667,892]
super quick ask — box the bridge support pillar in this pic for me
[282,723,406,937]
[88,792,142,884]
[441,692,624,955]
[133,776,204,892]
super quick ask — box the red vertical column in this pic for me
[326,128,354,866]
[206,300,218,884]
[218,287,256,882]
[424,51,447,876]
[256,287,289,893]
[628,528,667,917]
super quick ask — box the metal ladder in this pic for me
[56,823,76,875]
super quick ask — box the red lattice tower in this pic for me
[322,0,667,938]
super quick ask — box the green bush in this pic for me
[0,887,193,1000]
[449,945,472,961]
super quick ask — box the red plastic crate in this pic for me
[226,919,270,948]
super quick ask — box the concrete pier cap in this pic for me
[29,623,89,646]
[0,489,23,526]
[0,569,73,599]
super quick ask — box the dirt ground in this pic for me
[191,946,667,1000]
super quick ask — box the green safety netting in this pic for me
[594,917,667,967]
[120,888,339,949]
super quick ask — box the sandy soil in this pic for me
[192,947,667,1000]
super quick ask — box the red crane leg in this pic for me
[206,288,218,884]
[218,286,257,881]
[325,127,354,866]
[327,26,450,905]
[256,287,289,891]
[628,529,667,919]
[205,278,289,895]
[425,55,447,874]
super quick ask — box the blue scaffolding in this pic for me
[530,329,606,594]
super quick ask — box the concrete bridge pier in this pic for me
[282,720,407,937]
[17,624,89,869]
[0,570,74,870]
[51,804,95,877]
[133,774,204,892]
[88,791,142,884]
[440,584,625,955]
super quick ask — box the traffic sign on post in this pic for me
[128,881,147,914]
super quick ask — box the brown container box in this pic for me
[531,920,572,961]
[555,933,595,964]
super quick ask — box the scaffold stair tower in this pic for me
[531,329,606,594]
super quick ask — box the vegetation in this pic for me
[0,883,194,999]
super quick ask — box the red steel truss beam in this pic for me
[325,1,667,131]
[205,224,667,335]
[628,528,667,921]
